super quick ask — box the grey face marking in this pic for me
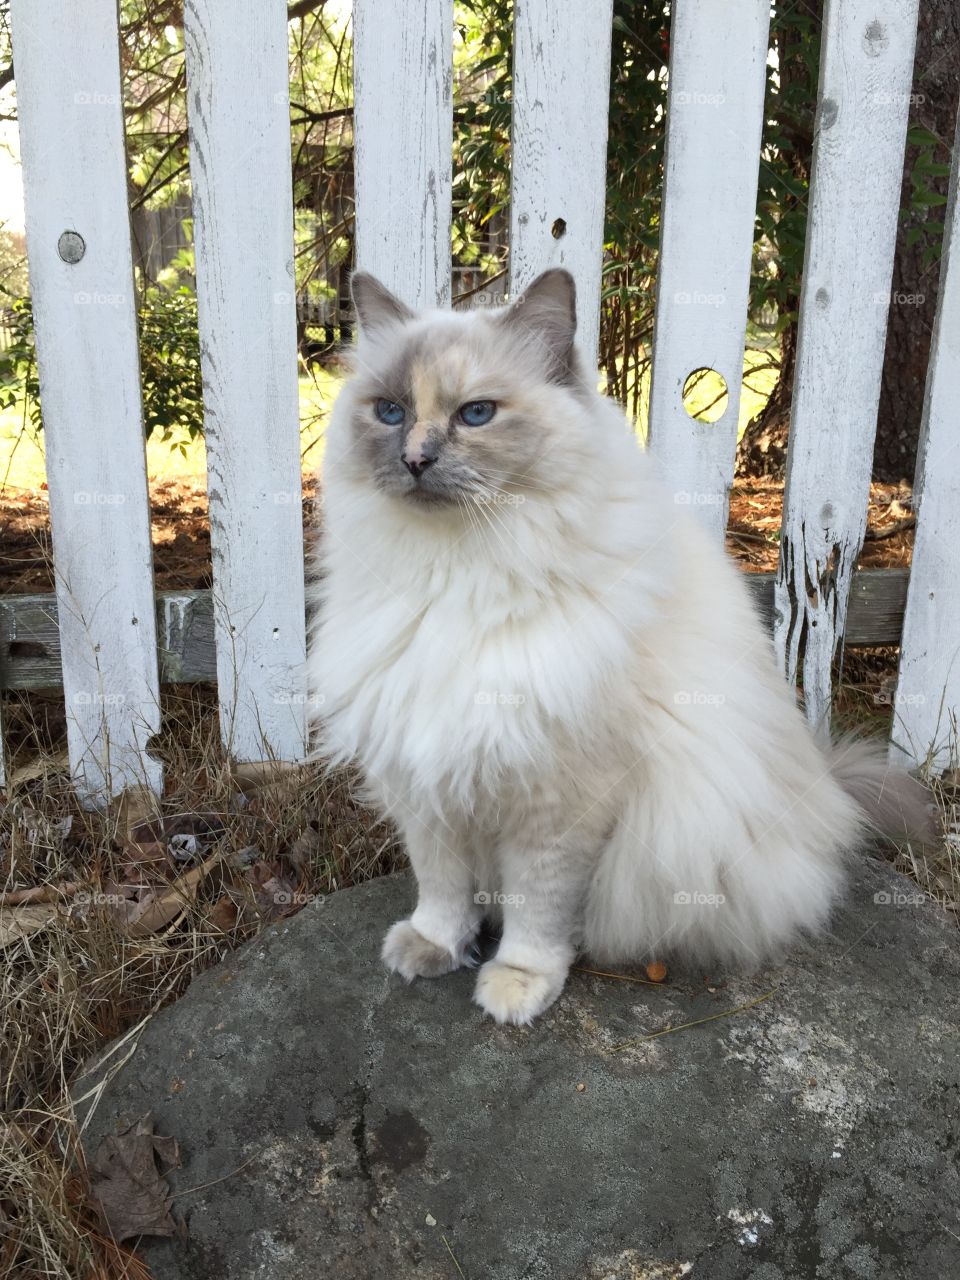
[350,328,491,504]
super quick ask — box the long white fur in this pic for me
[307,276,927,1025]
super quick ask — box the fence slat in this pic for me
[353,0,453,309]
[9,0,162,799]
[774,0,920,730]
[510,0,614,361]
[891,111,960,771]
[648,0,771,537]
[183,0,306,763]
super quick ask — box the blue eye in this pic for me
[375,399,406,426]
[458,400,496,427]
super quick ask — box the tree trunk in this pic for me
[736,314,796,477]
[872,0,960,483]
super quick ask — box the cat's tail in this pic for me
[828,735,938,844]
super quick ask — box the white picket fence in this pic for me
[1,0,958,801]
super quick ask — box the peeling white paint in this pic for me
[774,0,920,729]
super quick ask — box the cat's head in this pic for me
[336,268,590,505]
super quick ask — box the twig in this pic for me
[573,964,670,988]
[0,881,80,906]
[864,516,916,541]
[172,1152,259,1200]
[441,1235,467,1280]
[607,988,779,1052]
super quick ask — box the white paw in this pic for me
[381,919,465,981]
[473,960,566,1025]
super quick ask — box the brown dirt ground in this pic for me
[0,475,915,596]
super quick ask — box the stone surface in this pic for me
[76,860,960,1280]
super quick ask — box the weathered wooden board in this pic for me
[774,0,920,731]
[9,0,162,799]
[353,0,453,310]
[648,0,771,539]
[509,0,614,362]
[183,0,307,762]
[891,110,960,772]
[0,570,912,693]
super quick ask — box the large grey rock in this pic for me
[76,859,960,1280]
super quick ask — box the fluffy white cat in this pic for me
[307,268,931,1025]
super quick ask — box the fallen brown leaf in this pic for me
[88,1114,181,1242]
[205,895,239,932]
[6,749,70,789]
[124,852,222,938]
[0,902,65,948]
[245,858,298,919]
[231,760,304,790]
[286,822,322,875]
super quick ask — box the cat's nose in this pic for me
[402,448,437,478]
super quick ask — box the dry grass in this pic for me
[0,686,399,1279]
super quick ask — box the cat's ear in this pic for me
[500,268,577,377]
[350,272,415,333]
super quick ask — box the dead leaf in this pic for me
[112,784,162,835]
[124,852,221,938]
[231,760,303,790]
[205,895,239,932]
[18,809,73,844]
[0,902,64,948]
[0,880,80,906]
[88,1114,180,1242]
[228,845,261,870]
[6,749,70,789]
[286,822,322,875]
[245,858,298,919]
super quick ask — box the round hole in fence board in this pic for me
[681,367,728,423]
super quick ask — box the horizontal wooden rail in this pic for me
[0,569,910,693]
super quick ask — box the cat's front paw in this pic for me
[382,919,466,981]
[473,959,566,1025]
